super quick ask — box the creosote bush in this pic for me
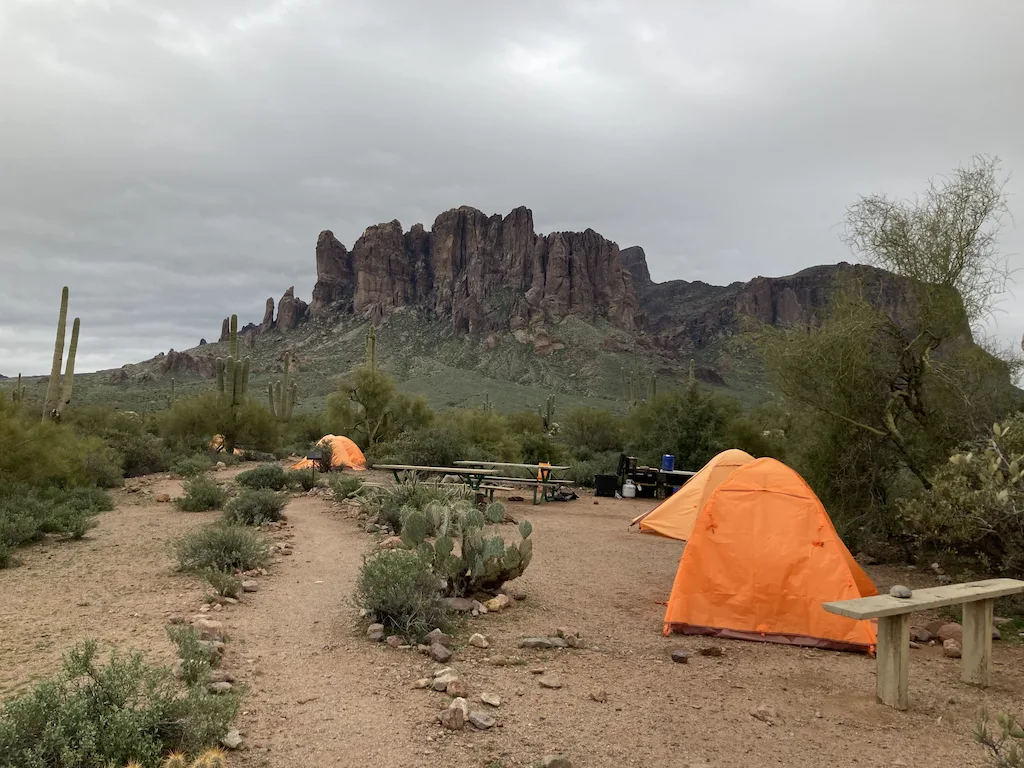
[328,474,364,500]
[174,524,269,573]
[175,475,227,513]
[167,625,218,688]
[356,476,470,533]
[223,489,287,526]
[0,640,237,767]
[285,468,318,492]
[355,549,450,639]
[171,455,213,478]
[201,568,242,598]
[235,463,289,490]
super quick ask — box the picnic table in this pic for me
[453,460,570,482]
[823,578,1024,710]
[454,461,572,505]
[372,464,494,491]
[658,469,696,498]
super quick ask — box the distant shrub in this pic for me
[174,525,269,573]
[167,624,218,687]
[223,489,287,526]
[0,640,238,766]
[329,474,364,500]
[562,407,624,453]
[82,445,125,488]
[357,477,470,532]
[518,432,564,465]
[105,430,173,477]
[171,455,212,478]
[176,475,227,513]
[235,463,289,490]
[201,568,243,599]
[566,451,620,488]
[286,468,318,492]
[355,549,450,638]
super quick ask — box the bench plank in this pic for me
[822,578,1024,620]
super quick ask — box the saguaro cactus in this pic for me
[12,373,25,404]
[269,352,297,422]
[483,392,492,412]
[538,394,555,430]
[42,286,80,421]
[365,325,377,370]
[215,314,250,407]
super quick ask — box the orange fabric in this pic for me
[290,435,366,471]
[630,449,755,541]
[662,457,877,651]
[536,461,551,481]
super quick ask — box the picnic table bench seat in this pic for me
[823,578,1024,710]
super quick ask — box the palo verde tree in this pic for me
[763,155,1018,532]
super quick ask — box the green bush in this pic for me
[82,445,125,488]
[223,489,287,526]
[175,475,227,512]
[174,524,269,573]
[286,468,318,491]
[329,474,364,500]
[977,710,1024,766]
[167,625,218,687]
[171,455,213,477]
[201,568,243,598]
[355,549,450,638]
[561,406,623,453]
[357,477,470,532]
[235,463,289,490]
[0,640,237,766]
[518,432,563,465]
[385,425,471,468]
[566,450,621,488]
[104,429,173,477]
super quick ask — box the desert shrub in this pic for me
[235,463,289,490]
[174,524,269,573]
[357,477,470,532]
[286,468,318,491]
[0,640,238,766]
[566,450,621,488]
[223,489,287,526]
[176,475,227,513]
[201,568,243,598]
[167,624,218,687]
[977,710,1024,766]
[506,409,546,435]
[355,549,449,638]
[0,478,111,565]
[898,416,1024,576]
[82,444,125,488]
[329,474,364,500]
[385,425,470,468]
[104,429,173,477]
[325,366,433,448]
[171,455,213,477]
[518,432,563,465]
[561,407,624,453]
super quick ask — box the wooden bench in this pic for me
[477,484,515,501]
[823,578,1024,710]
[483,476,570,505]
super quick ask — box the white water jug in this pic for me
[622,480,637,498]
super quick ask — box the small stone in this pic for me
[750,702,781,725]
[413,678,431,689]
[446,679,469,698]
[698,646,724,657]
[671,650,689,664]
[548,637,569,648]
[993,627,1002,641]
[930,562,943,574]
[363,521,376,534]
[429,643,453,663]
[444,597,476,612]
[538,674,562,689]
[520,637,554,649]
[207,681,233,694]
[909,627,933,643]
[541,757,572,768]
[485,594,514,612]
[433,666,454,677]
[448,697,469,717]
[215,461,226,469]
[426,628,455,647]
[889,584,912,599]
[199,604,211,613]
[489,654,508,666]
[468,710,496,730]
[589,690,608,703]
[943,638,962,658]
[469,633,489,649]
[212,603,223,612]
[193,618,224,641]
[481,692,501,707]
[220,729,244,750]
[367,623,385,642]
[530,667,546,675]
[439,707,464,731]
[994,616,1012,627]
[241,580,259,593]
[156,493,171,503]
[379,535,403,550]
[432,674,456,692]
[909,641,921,649]
[386,635,403,648]
[209,669,235,683]
[937,574,953,584]
[937,623,963,642]
[171,660,184,679]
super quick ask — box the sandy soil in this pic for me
[2,470,1022,768]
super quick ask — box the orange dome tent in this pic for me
[663,457,878,652]
[630,449,755,541]
[290,435,366,471]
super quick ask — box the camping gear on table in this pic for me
[621,479,637,498]
[662,457,878,652]
[631,449,754,540]
[290,435,366,471]
[661,454,675,471]
[594,473,618,498]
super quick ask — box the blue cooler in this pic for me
[661,454,675,471]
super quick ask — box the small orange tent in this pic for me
[290,435,366,471]
[663,457,877,652]
[630,449,754,541]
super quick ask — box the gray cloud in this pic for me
[2,0,1022,374]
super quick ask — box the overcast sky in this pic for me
[2,0,1022,375]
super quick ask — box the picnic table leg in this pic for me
[875,614,910,710]
[962,598,994,687]
[532,485,539,505]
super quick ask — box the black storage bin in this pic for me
[594,473,618,497]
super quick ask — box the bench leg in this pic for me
[962,598,994,687]
[876,614,910,710]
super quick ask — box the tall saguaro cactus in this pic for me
[269,352,297,422]
[12,373,25,404]
[42,286,80,421]
[538,394,555,431]
[365,325,377,370]
[215,314,250,407]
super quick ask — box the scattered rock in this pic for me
[520,637,554,649]
[486,594,515,612]
[993,627,1002,641]
[909,627,933,643]
[994,616,1012,627]
[156,493,171,503]
[413,678,431,689]
[426,628,455,647]
[943,638,962,658]
[924,619,945,635]
[541,757,572,768]
[193,619,224,641]
[215,462,226,470]
[930,562,944,575]
[589,690,608,703]
[439,707,464,731]
[671,650,689,664]
[549,637,569,648]
[469,633,489,649]
[363,521,377,534]
[750,702,781,725]
[367,623,385,642]
[446,679,469,698]
[889,584,912,599]
[856,552,878,565]
[386,635,403,648]
[209,669,235,683]
[207,681,234,694]
[241,580,259,593]
[220,729,244,750]
[481,692,501,707]
[429,643,453,663]
[448,697,470,718]
[444,597,476,612]
[698,647,724,657]
[909,641,922,650]
[538,675,562,689]
[379,536,403,550]
[937,574,953,584]
[489,654,508,666]
[937,623,963,642]
[468,710,496,730]
[171,660,184,679]
[530,667,546,675]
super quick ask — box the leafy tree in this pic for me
[325,366,431,448]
